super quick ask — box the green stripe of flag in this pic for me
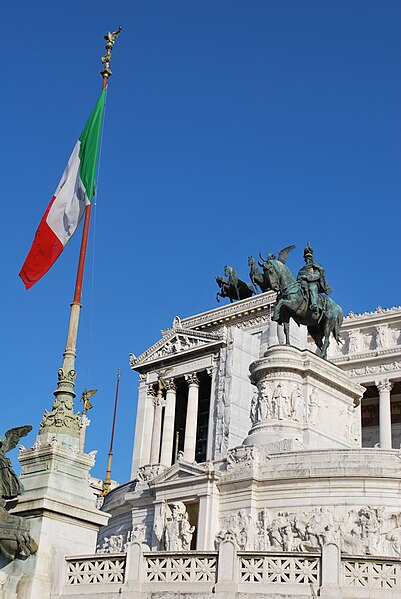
[78,88,106,202]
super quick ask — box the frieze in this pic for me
[234,313,271,330]
[181,292,276,331]
[215,506,401,557]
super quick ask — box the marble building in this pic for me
[84,293,401,598]
[3,292,401,599]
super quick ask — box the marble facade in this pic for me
[3,294,401,598]
[88,294,401,598]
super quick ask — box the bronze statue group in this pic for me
[216,244,342,359]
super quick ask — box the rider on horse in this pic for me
[297,243,332,314]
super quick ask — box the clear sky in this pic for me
[3,1,400,485]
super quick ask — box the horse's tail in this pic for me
[333,305,343,344]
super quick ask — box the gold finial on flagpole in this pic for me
[101,26,122,80]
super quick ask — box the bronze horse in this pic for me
[216,266,255,303]
[260,256,343,359]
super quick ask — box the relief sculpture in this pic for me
[215,505,401,557]
[250,381,309,425]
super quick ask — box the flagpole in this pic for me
[102,369,121,496]
[39,27,122,444]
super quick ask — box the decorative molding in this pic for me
[333,347,401,364]
[130,328,223,368]
[345,306,401,321]
[347,361,401,377]
[180,292,276,331]
[226,445,268,470]
[137,464,167,483]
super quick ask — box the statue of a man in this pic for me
[297,243,332,314]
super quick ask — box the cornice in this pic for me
[344,306,401,326]
[332,346,401,366]
[180,291,276,331]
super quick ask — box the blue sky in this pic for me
[2,1,400,484]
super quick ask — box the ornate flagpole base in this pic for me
[39,304,82,446]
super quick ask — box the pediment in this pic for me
[130,319,224,368]
[149,461,208,486]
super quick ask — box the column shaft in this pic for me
[150,395,164,464]
[184,374,200,463]
[160,381,177,466]
[376,380,393,449]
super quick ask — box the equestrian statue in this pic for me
[216,244,343,360]
[259,243,342,359]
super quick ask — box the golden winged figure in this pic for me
[81,389,97,414]
[101,26,122,68]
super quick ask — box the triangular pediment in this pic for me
[149,461,208,486]
[130,320,224,368]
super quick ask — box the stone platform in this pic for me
[244,345,364,451]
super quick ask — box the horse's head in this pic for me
[248,256,254,266]
[262,259,282,292]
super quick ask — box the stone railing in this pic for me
[143,551,217,583]
[65,553,126,586]
[342,556,401,593]
[61,542,401,598]
[238,551,320,585]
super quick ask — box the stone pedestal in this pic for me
[1,434,109,599]
[244,346,364,452]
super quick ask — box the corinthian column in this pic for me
[183,373,200,463]
[150,392,165,464]
[376,379,393,449]
[160,380,177,467]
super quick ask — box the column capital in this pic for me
[153,396,166,409]
[164,379,177,392]
[146,385,156,399]
[375,379,393,393]
[185,373,199,387]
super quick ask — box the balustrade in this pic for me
[63,546,401,595]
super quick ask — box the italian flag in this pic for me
[19,88,106,289]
